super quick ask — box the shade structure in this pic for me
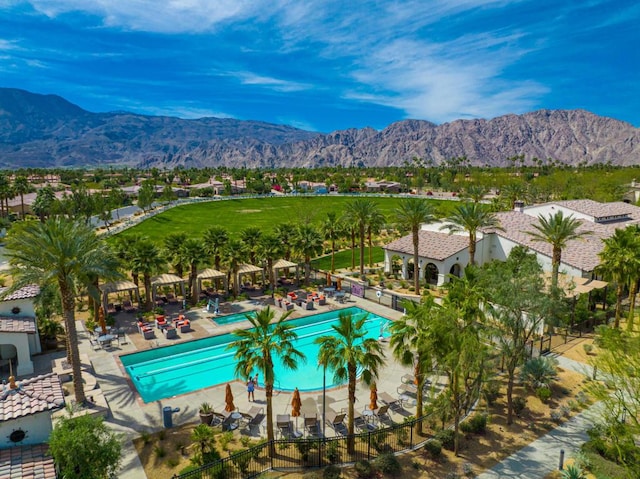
[100,279,140,313]
[369,383,378,411]
[98,305,107,335]
[291,388,302,418]
[224,384,235,412]
[196,268,228,298]
[151,273,186,303]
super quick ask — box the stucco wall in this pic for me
[0,410,52,448]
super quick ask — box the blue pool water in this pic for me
[121,307,389,403]
[213,310,257,326]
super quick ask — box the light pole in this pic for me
[320,360,327,437]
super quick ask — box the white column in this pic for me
[16,335,34,377]
[401,258,408,279]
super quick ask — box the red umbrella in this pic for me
[224,384,235,412]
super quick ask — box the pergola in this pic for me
[151,274,186,302]
[100,280,140,312]
[236,264,264,292]
[196,268,228,297]
[272,258,299,285]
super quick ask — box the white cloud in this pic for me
[232,71,310,93]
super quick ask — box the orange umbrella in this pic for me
[326,272,332,286]
[291,388,302,417]
[369,383,378,411]
[98,305,107,335]
[336,278,342,291]
[224,383,235,412]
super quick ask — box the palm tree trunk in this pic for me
[347,363,357,453]
[144,274,152,311]
[331,238,336,273]
[468,232,476,266]
[359,224,365,275]
[190,263,198,306]
[552,247,561,290]
[20,193,25,218]
[415,361,424,435]
[60,282,86,404]
[266,382,275,457]
[628,279,638,332]
[367,228,373,267]
[412,227,420,295]
[304,255,311,285]
[614,283,624,328]
[350,230,356,270]
[506,367,515,425]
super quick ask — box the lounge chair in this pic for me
[283,301,294,311]
[122,300,136,313]
[242,406,265,434]
[163,326,177,339]
[325,411,347,435]
[155,316,168,329]
[303,300,314,310]
[304,414,320,437]
[315,295,326,306]
[354,412,376,432]
[373,404,393,425]
[378,392,404,413]
[397,383,418,396]
[166,292,179,304]
[276,414,292,438]
[401,374,432,386]
[106,303,116,315]
[175,319,190,333]
[141,326,155,340]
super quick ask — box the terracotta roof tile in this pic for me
[0,444,57,479]
[0,285,41,302]
[553,199,640,220]
[0,373,65,422]
[384,231,469,261]
[0,316,36,334]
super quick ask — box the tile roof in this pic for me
[489,211,612,272]
[0,285,41,302]
[535,199,640,221]
[0,373,65,422]
[384,231,469,261]
[0,443,57,479]
[0,316,36,334]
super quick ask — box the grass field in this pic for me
[114,195,455,243]
[311,246,384,271]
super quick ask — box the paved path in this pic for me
[475,353,599,479]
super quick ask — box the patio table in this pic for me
[324,287,336,297]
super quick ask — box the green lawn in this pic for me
[114,195,455,243]
[311,247,384,271]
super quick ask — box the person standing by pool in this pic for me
[247,377,255,401]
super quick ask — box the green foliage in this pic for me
[218,431,233,451]
[520,356,559,390]
[231,449,254,474]
[373,452,402,476]
[560,464,586,479]
[311,247,384,271]
[482,380,501,406]
[38,317,64,339]
[434,429,456,451]
[460,413,488,434]
[325,440,340,464]
[512,397,527,416]
[48,412,122,479]
[422,439,442,459]
[536,386,552,403]
[354,460,374,479]
[153,445,166,458]
[323,465,342,479]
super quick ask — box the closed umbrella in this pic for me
[369,383,378,411]
[291,388,302,417]
[224,383,235,412]
[98,305,107,335]
[326,273,332,286]
[336,278,342,291]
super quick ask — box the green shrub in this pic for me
[422,439,442,459]
[325,441,340,464]
[219,431,233,451]
[354,460,374,479]
[582,343,593,355]
[460,414,487,434]
[179,464,203,478]
[550,410,563,424]
[483,381,501,406]
[373,452,401,476]
[513,396,527,416]
[536,386,552,403]
[323,465,341,479]
[560,464,586,479]
[166,457,180,468]
[153,445,166,458]
[434,429,455,451]
[520,356,558,390]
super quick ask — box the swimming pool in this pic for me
[213,310,257,326]
[121,306,390,403]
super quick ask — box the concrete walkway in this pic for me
[475,353,600,479]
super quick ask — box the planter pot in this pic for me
[199,412,214,425]
[43,338,58,350]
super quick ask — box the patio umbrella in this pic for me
[98,305,107,335]
[336,278,342,291]
[224,383,235,412]
[291,388,302,417]
[326,272,332,286]
[369,383,378,411]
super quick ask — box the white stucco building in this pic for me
[384,199,640,286]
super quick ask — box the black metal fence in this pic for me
[174,414,436,479]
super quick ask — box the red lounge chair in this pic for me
[141,326,155,340]
[155,317,167,329]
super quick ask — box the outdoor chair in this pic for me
[397,383,418,396]
[303,300,314,310]
[378,392,404,414]
[304,414,320,437]
[276,414,292,438]
[354,412,376,432]
[116,329,127,346]
[325,411,347,435]
[166,292,179,304]
[373,404,393,425]
[242,406,265,434]
[89,338,101,351]
[163,326,177,339]
[141,326,155,340]
[106,303,116,315]
[122,300,136,313]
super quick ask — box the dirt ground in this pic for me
[133,368,589,479]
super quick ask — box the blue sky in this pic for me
[1,0,638,132]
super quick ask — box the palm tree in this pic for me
[395,199,437,295]
[4,218,120,404]
[130,238,165,311]
[292,224,323,285]
[240,226,263,283]
[527,211,590,290]
[344,198,380,275]
[229,307,304,456]
[598,228,637,329]
[389,297,439,434]
[440,202,502,267]
[202,226,229,271]
[274,223,295,261]
[259,233,284,293]
[181,238,203,305]
[190,424,216,465]
[366,208,385,267]
[315,311,385,453]
[13,175,30,219]
[322,212,344,273]
[163,232,188,277]
[112,233,144,286]
[223,238,246,296]
[624,226,640,331]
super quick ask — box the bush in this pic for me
[483,381,501,406]
[536,386,552,403]
[422,439,442,459]
[520,356,558,390]
[325,441,340,464]
[462,462,474,477]
[373,453,401,476]
[513,396,527,416]
[460,413,487,434]
[354,460,374,479]
[560,405,571,417]
[323,465,341,479]
[550,410,563,424]
[560,464,586,479]
[582,343,594,355]
[434,429,456,451]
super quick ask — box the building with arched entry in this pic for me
[0,285,41,377]
[384,199,640,286]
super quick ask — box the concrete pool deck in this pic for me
[56,294,426,478]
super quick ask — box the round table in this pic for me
[94,326,112,335]
[230,412,242,430]
[362,409,375,423]
[97,334,115,347]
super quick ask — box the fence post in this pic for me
[367,431,372,460]
[410,420,414,448]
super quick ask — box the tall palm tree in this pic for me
[112,233,144,286]
[223,238,246,296]
[259,233,284,293]
[366,208,385,267]
[315,311,385,453]
[13,175,30,219]
[163,232,188,277]
[130,238,165,311]
[440,202,502,267]
[292,223,323,285]
[5,218,120,404]
[527,211,590,290]
[202,226,229,271]
[240,226,263,283]
[229,307,304,456]
[624,226,640,331]
[389,297,439,434]
[598,228,637,329]
[181,238,203,305]
[322,212,344,273]
[344,198,380,275]
[274,223,295,261]
[395,199,437,295]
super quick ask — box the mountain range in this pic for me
[1,87,638,169]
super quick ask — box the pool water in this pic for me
[121,306,390,403]
[213,310,257,326]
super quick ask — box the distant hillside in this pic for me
[0,88,638,168]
